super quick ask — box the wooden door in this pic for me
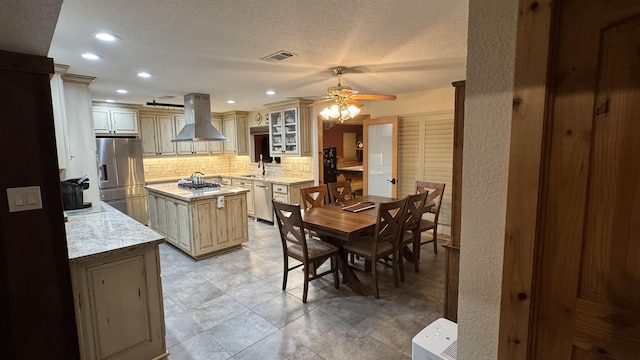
[531,1,640,359]
[363,116,398,198]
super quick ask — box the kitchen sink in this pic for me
[240,174,264,178]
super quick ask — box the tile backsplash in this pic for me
[143,155,313,180]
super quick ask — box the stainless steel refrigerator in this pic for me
[96,138,148,224]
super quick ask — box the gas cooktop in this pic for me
[178,182,221,190]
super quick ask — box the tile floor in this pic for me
[160,220,445,360]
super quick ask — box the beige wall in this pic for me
[367,87,455,116]
[457,0,518,359]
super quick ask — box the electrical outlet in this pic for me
[6,186,43,212]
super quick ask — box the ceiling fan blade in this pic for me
[310,98,334,106]
[351,94,397,101]
[344,98,364,107]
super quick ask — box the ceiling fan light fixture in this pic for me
[320,104,339,120]
[321,102,361,122]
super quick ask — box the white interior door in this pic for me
[364,116,398,198]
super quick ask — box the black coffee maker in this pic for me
[60,176,92,210]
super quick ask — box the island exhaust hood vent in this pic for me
[172,93,227,142]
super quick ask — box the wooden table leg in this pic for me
[317,235,366,295]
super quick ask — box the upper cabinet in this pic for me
[93,103,140,136]
[266,99,312,157]
[208,114,224,154]
[139,112,177,156]
[222,111,249,155]
[50,65,70,169]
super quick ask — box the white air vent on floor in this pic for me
[260,50,297,62]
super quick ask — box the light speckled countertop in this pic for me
[65,202,164,262]
[145,174,314,186]
[145,182,249,202]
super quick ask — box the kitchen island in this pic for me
[145,183,249,259]
[65,202,167,360]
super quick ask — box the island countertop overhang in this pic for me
[145,182,249,202]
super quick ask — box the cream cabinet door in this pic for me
[93,108,111,134]
[166,200,178,242]
[111,109,139,134]
[156,116,176,155]
[147,193,159,231]
[70,245,166,360]
[176,202,192,252]
[223,117,237,154]
[226,195,248,245]
[155,196,167,235]
[193,200,217,256]
[139,115,158,156]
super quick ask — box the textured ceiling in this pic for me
[47,0,468,112]
[0,0,62,56]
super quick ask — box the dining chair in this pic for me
[300,185,329,211]
[398,191,429,281]
[273,200,340,303]
[415,181,446,254]
[328,181,353,204]
[342,197,408,299]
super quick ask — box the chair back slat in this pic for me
[328,181,353,204]
[374,198,408,249]
[403,191,429,232]
[416,181,446,219]
[300,185,329,211]
[273,200,307,254]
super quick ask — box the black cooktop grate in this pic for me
[178,182,221,190]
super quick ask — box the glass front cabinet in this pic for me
[267,99,313,157]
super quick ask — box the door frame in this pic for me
[498,0,556,358]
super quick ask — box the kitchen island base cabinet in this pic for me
[193,195,247,257]
[148,191,248,260]
[70,244,167,360]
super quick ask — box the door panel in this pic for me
[363,116,398,198]
[533,1,640,359]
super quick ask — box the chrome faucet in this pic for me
[258,154,265,176]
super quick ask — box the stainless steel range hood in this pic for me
[172,93,227,142]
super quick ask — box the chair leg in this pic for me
[332,256,339,289]
[432,225,438,254]
[372,259,379,299]
[413,231,421,273]
[302,263,309,303]
[399,245,405,282]
[392,250,399,288]
[282,256,289,290]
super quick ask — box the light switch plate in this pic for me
[217,196,224,208]
[7,186,43,212]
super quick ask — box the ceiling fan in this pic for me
[312,67,397,122]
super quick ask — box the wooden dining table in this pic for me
[301,195,433,295]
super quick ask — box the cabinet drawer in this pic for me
[273,184,288,194]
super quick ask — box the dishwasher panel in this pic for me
[253,181,273,222]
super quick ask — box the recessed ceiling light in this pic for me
[227,100,236,104]
[266,90,276,95]
[137,72,152,78]
[116,89,128,94]
[105,99,115,103]
[81,53,102,60]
